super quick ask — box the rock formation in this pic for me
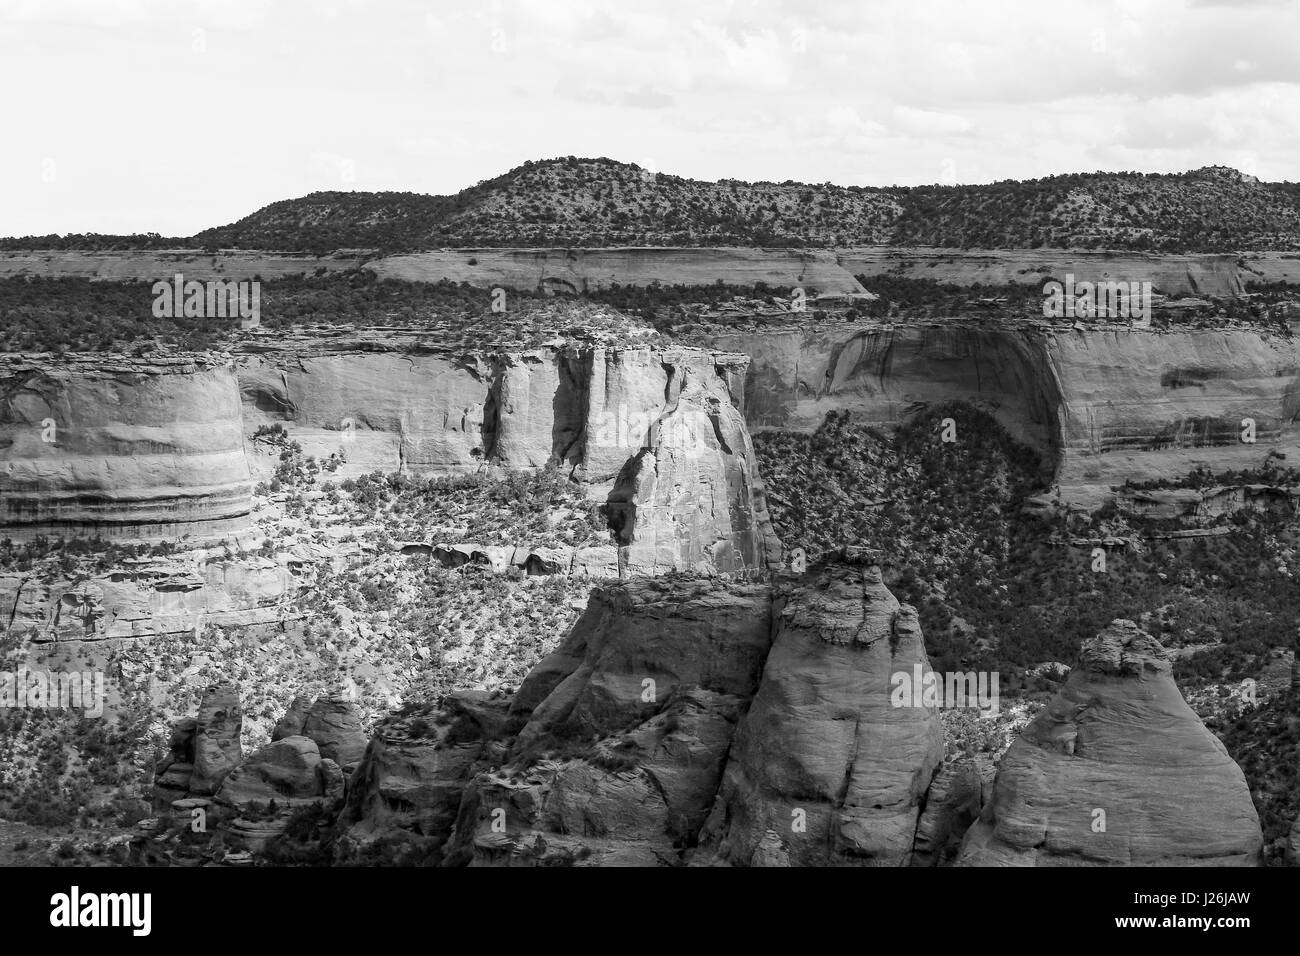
[300,695,369,773]
[216,736,341,808]
[188,684,244,796]
[957,620,1264,866]
[437,575,776,866]
[0,556,293,642]
[713,322,1300,509]
[342,554,950,867]
[0,355,252,537]
[605,358,781,575]
[693,561,944,866]
[370,247,867,294]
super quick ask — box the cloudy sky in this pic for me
[1,0,1297,236]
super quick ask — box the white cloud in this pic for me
[1,0,1298,236]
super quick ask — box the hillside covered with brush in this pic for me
[7,159,1300,254]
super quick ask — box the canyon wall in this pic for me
[839,247,1251,297]
[1049,329,1300,506]
[0,556,294,642]
[2,340,778,575]
[713,323,1063,462]
[713,322,1300,508]
[10,247,1299,296]
[370,247,866,294]
[0,355,253,539]
[0,250,363,281]
[7,322,1297,546]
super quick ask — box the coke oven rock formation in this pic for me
[341,553,943,866]
[957,620,1264,866]
[693,561,943,866]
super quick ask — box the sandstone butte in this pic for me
[958,620,1263,866]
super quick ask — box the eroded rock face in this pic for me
[216,736,325,808]
[693,561,944,867]
[447,578,774,866]
[336,691,512,861]
[510,577,775,750]
[0,557,294,642]
[342,558,951,867]
[712,323,1300,510]
[301,696,369,773]
[910,756,996,867]
[190,684,244,796]
[370,247,866,294]
[1049,330,1300,509]
[0,357,252,538]
[957,620,1264,866]
[271,695,312,741]
[606,359,781,575]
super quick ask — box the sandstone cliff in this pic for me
[370,247,866,294]
[957,620,1263,866]
[713,322,1300,509]
[0,355,252,537]
[839,247,1250,297]
[2,337,777,575]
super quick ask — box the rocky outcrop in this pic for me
[0,249,364,281]
[606,358,781,575]
[840,247,1250,297]
[693,561,944,866]
[0,556,295,642]
[300,695,368,773]
[443,576,774,866]
[189,684,244,796]
[335,690,512,860]
[344,555,952,867]
[910,756,996,867]
[0,355,252,538]
[216,736,337,808]
[271,695,312,741]
[957,621,1264,866]
[371,247,866,294]
[1116,483,1300,521]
